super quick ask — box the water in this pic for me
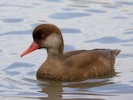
[0,0,133,100]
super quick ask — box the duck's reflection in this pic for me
[38,71,116,100]
[38,81,62,100]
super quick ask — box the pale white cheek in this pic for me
[45,33,61,48]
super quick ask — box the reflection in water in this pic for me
[40,82,62,100]
[38,78,114,100]
[35,68,116,99]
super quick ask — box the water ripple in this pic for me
[64,45,75,52]
[2,62,34,76]
[0,49,3,53]
[1,18,24,23]
[92,83,133,94]
[85,9,107,13]
[123,31,133,34]
[0,4,33,8]
[45,0,62,2]
[102,5,120,9]
[86,36,133,44]
[0,0,133,99]
[62,7,76,11]
[0,30,31,36]
[118,53,133,58]
[49,12,91,19]
[61,28,81,34]
[112,16,128,19]
[117,1,133,6]
[5,62,34,70]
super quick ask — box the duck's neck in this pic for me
[47,48,63,60]
[47,39,64,60]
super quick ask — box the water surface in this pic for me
[0,0,133,100]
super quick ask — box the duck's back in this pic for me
[62,49,120,80]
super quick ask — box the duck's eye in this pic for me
[40,30,50,39]
[33,30,50,40]
[40,34,45,39]
[40,30,46,39]
[38,30,47,39]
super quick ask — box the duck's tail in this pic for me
[112,49,121,56]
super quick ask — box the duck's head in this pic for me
[21,24,64,57]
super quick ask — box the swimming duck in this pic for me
[21,24,120,81]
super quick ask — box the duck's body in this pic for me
[21,24,120,81]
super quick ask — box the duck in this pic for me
[21,24,121,81]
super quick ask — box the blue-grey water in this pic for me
[0,0,133,100]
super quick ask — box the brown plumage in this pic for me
[21,24,121,81]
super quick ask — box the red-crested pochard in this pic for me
[21,24,121,81]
